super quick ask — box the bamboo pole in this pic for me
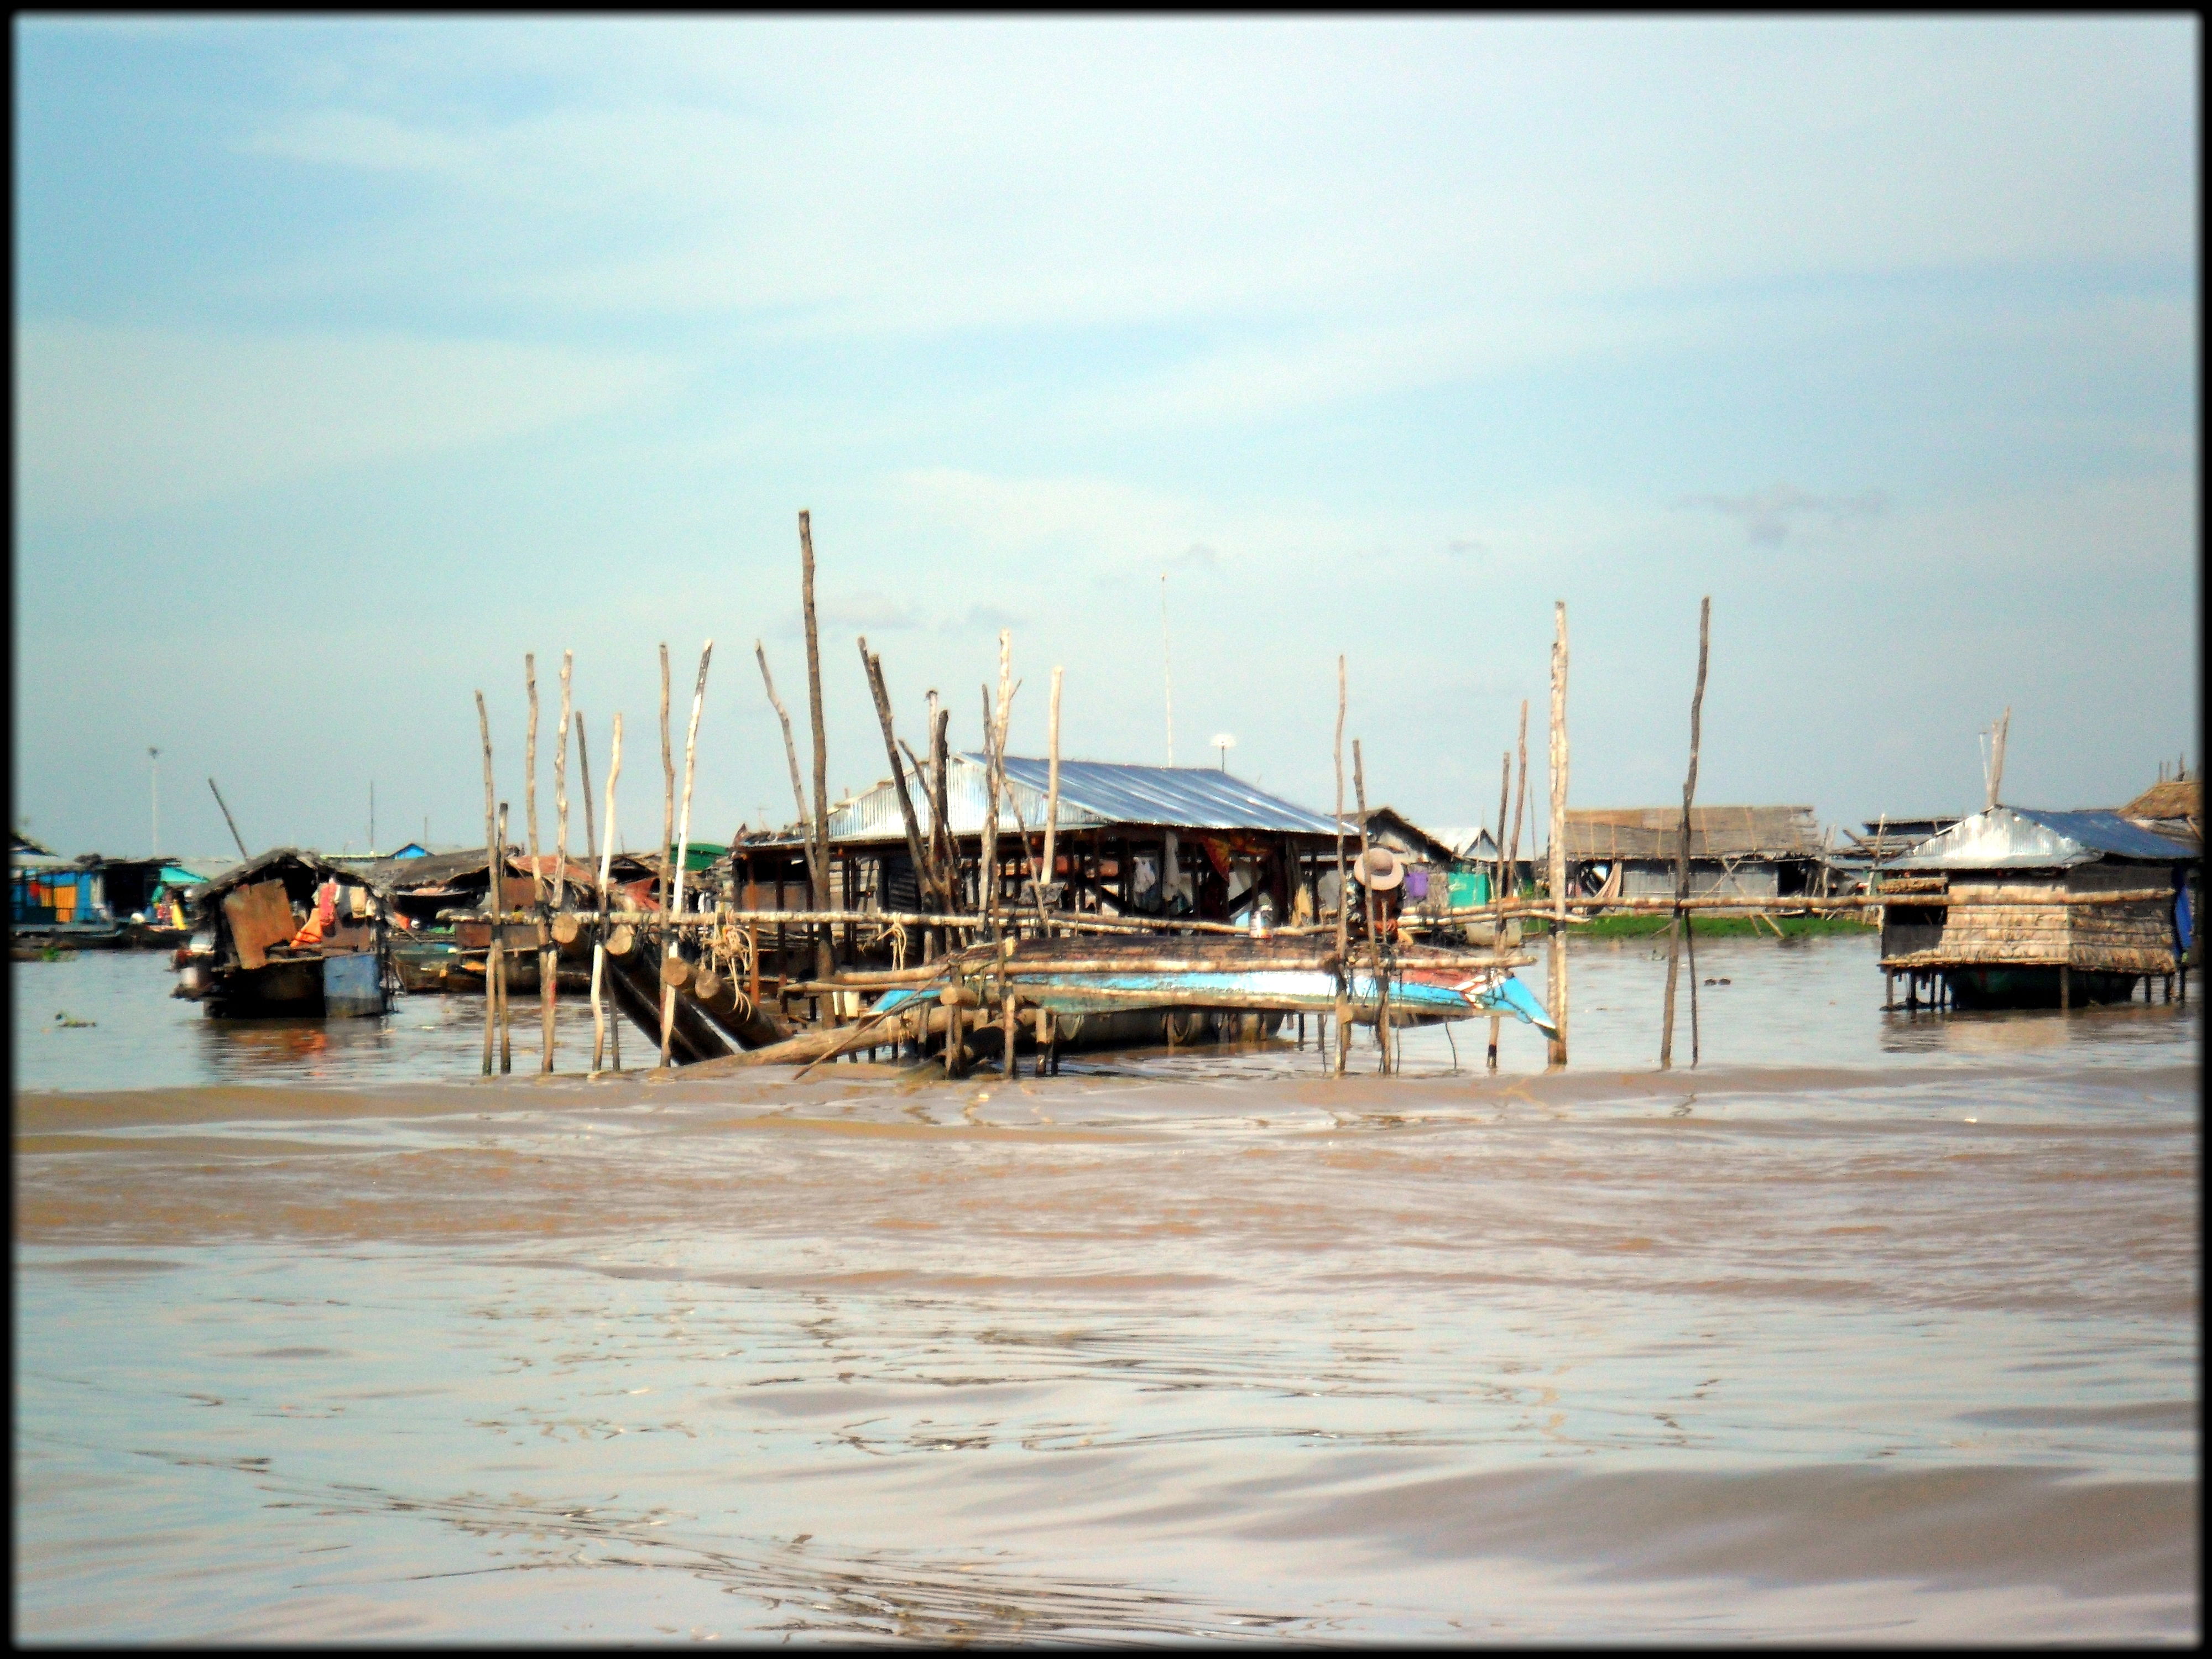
[577,707,596,875]
[1661,597,1710,1071]
[496,803,512,1074]
[592,714,622,1074]
[662,643,713,1067]
[476,691,498,1077]
[991,632,1016,1076]
[545,652,573,1073]
[1989,706,2011,809]
[1546,601,1569,1069]
[799,512,832,984]
[1333,656,1349,1077]
[208,778,251,861]
[658,639,674,914]
[932,703,953,931]
[859,639,936,916]
[1490,745,1510,1070]
[1045,666,1064,896]
[526,655,555,1071]
[1352,738,1390,1073]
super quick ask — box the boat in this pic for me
[859,933,1557,1057]
[171,849,394,1019]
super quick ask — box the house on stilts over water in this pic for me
[1875,806,2198,1010]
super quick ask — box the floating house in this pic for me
[1561,805,1828,906]
[173,849,394,1018]
[727,757,1345,928]
[1875,806,2197,1009]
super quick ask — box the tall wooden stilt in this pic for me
[1661,597,1711,1070]
[1333,656,1350,1077]
[592,714,622,1076]
[799,512,833,985]
[476,691,498,1077]
[1546,602,1570,1069]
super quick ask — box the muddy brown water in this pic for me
[13,940,2200,1641]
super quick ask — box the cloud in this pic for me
[1445,538,1487,557]
[1677,485,1890,546]
[14,320,675,519]
[941,604,1024,635]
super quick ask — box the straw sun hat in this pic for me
[1354,846,1404,891]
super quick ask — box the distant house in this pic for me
[2117,775,2199,854]
[728,755,1342,927]
[1355,808,1511,912]
[1561,805,1828,906]
[1877,806,2197,1008]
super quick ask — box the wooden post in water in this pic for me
[592,714,622,1075]
[799,512,833,985]
[991,632,1017,1077]
[1546,602,1569,1069]
[1489,746,1510,1070]
[495,803,512,1074]
[476,691,498,1077]
[525,656,556,1073]
[662,643,714,1066]
[1352,738,1390,1074]
[1045,666,1064,914]
[657,644,676,1067]
[1332,657,1351,1075]
[757,635,826,1000]
[547,652,573,1073]
[859,639,935,924]
[1661,598,1711,1070]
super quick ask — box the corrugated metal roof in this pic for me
[1562,806,1823,862]
[1885,806,2197,870]
[822,755,1338,843]
[997,757,1339,834]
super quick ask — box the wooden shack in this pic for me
[1876,806,2195,1010]
[172,848,394,1018]
[1561,805,1826,907]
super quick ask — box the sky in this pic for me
[13,15,2199,860]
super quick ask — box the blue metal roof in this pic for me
[2007,808,2197,862]
[1886,805,2197,870]
[994,757,1339,835]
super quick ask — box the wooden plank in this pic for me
[223,880,295,972]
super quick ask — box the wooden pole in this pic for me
[475,692,498,1077]
[1333,655,1350,1077]
[799,511,833,984]
[525,655,557,1072]
[495,802,512,1074]
[859,639,936,916]
[932,703,952,932]
[1546,601,1569,1069]
[545,652,572,1073]
[207,778,251,862]
[1661,597,1710,1070]
[658,639,674,916]
[661,642,713,1067]
[592,714,622,1075]
[991,632,1016,1077]
[1045,665,1064,900]
[1990,706,2012,809]
[1353,738,1390,1074]
[1489,745,1510,1068]
[576,707,596,875]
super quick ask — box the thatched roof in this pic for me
[2121,777,2199,823]
[1562,806,1823,863]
